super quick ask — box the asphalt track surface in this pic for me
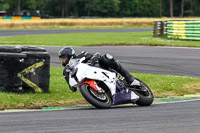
[1,100,200,133]
[0,28,152,37]
[45,46,200,78]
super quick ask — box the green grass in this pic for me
[0,31,200,47]
[0,67,199,110]
[133,73,200,98]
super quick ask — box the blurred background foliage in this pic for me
[0,0,199,18]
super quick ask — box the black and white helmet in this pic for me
[58,47,75,66]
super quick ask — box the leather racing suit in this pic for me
[63,51,135,92]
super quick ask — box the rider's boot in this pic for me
[117,64,141,87]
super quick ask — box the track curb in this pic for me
[154,92,200,103]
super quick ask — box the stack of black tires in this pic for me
[0,46,50,93]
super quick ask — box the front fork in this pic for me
[81,80,104,93]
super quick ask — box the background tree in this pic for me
[119,0,139,17]
[0,0,200,17]
[84,0,120,17]
[25,0,48,16]
[181,0,184,17]
[190,0,193,15]
[17,0,21,15]
[160,0,162,17]
[140,0,160,17]
[191,0,200,16]
[0,0,9,11]
[170,0,173,17]
[119,0,159,17]
[3,0,20,15]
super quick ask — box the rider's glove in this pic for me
[88,56,99,66]
[77,51,93,62]
[88,52,102,66]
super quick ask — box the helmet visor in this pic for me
[59,57,68,66]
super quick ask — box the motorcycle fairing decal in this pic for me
[112,83,139,105]
[17,61,44,93]
[102,72,109,78]
[82,80,98,92]
[112,89,132,105]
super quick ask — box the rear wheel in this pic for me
[80,83,112,109]
[130,78,154,106]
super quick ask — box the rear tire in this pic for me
[80,83,112,109]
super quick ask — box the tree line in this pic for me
[0,0,200,18]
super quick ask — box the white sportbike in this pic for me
[67,57,154,109]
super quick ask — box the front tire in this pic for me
[80,83,112,109]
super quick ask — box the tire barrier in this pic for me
[168,21,200,40]
[153,21,167,37]
[153,21,200,40]
[0,46,50,93]
[0,16,41,20]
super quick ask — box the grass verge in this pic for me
[0,67,199,110]
[0,31,200,47]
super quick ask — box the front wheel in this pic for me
[131,78,154,106]
[80,83,112,109]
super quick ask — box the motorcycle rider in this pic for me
[58,47,141,92]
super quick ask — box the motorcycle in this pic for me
[67,57,154,109]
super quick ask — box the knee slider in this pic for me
[105,54,114,60]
